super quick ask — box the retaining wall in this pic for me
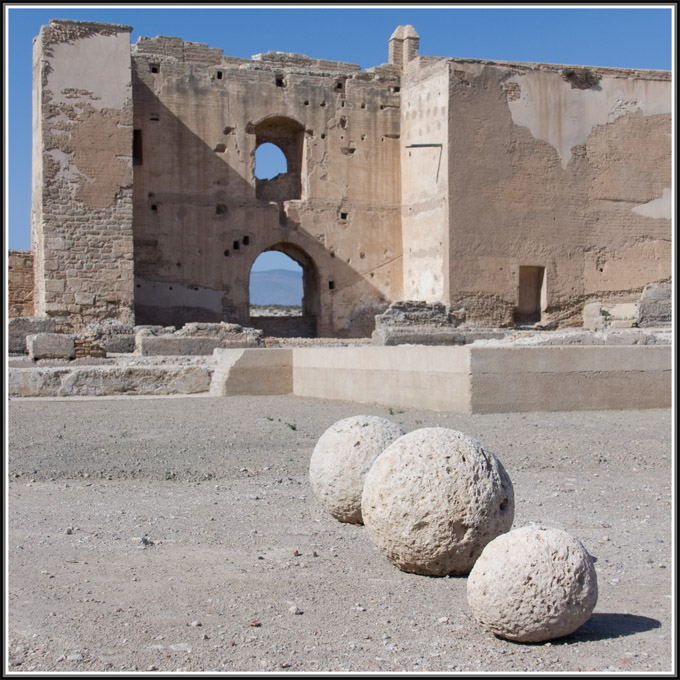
[213,345,672,413]
[9,344,671,412]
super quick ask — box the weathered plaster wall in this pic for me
[31,20,135,331]
[436,59,671,326]
[400,59,450,303]
[131,38,403,336]
[8,250,35,317]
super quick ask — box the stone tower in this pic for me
[388,25,420,70]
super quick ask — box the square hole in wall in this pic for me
[340,212,348,220]
[150,64,159,73]
[216,71,223,80]
[233,241,240,250]
[243,236,250,245]
[328,281,335,290]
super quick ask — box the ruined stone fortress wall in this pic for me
[130,33,402,337]
[23,20,671,336]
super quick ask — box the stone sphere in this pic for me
[361,427,514,576]
[467,525,598,642]
[309,415,406,524]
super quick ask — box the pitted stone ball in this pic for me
[360,427,514,576]
[467,525,598,643]
[309,415,406,524]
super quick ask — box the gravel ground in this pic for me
[6,395,674,674]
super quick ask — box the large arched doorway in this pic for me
[248,243,319,338]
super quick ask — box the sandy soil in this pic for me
[6,395,674,674]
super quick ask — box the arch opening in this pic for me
[248,243,319,338]
[255,143,288,180]
[253,116,304,201]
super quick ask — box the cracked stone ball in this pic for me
[467,525,598,642]
[309,415,406,524]
[361,427,514,576]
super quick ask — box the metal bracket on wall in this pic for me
[405,143,443,182]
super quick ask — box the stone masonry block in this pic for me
[8,317,57,354]
[27,333,76,360]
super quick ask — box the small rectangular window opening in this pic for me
[242,236,250,246]
[150,64,159,74]
[328,281,335,290]
[340,212,348,220]
[276,76,285,87]
[233,241,240,250]
[133,130,143,165]
[216,71,223,80]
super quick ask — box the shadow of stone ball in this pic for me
[309,415,405,524]
[361,427,514,576]
[467,525,598,642]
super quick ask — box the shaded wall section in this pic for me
[130,39,403,336]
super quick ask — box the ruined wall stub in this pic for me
[31,20,135,330]
[130,37,403,337]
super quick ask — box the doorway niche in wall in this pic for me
[515,265,546,324]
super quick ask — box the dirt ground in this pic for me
[6,394,675,674]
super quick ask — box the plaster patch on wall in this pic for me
[67,108,132,208]
[405,268,444,302]
[506,72,671,168]
[632,188,672,219]
[47,34,131,110]
[46,148,82,198]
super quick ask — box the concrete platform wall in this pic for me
[212,345,671,413]
[292,346,471,412]
[467,345,672,413]
[11,345,671,412]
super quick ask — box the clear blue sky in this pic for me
[3,4,675,270]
